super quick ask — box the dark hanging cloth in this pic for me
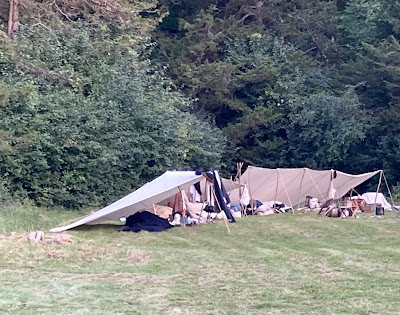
[122,211,173,233]
[194,182,202,196]
[211,169,236,223]
[215,170,231,205]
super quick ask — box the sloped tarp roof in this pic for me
[230,167,381,207]
[50,171,203,232]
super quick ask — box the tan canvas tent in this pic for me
[50,170,241,233]
[229,166,382,208]
[50,171,203,232]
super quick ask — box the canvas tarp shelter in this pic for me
[230,166,381,208]
[50,171,204,233]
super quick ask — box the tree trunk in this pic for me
[7,0,19,39]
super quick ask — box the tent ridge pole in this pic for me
[280,171,295,214]
[373,170,383,212]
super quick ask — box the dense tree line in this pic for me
[0,0,399,207]
[153,0,400,189]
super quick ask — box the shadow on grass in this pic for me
[71,223,124,232]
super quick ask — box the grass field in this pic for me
[1,204,400,314]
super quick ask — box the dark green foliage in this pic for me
[152,0,400,185]
[0,176,13,210]
[0,7,225,208]
[285,91,368,168]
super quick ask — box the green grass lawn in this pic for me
[1,205,400,314]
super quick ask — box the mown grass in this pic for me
[1,206,400,314]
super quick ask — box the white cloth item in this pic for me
[254,204,274,215]
[309,198,320,209]
[205,180,215,207]
[278,206,292,213]
[216,212,227,220]
[189,185,201,202]
[361,192,392,210]
[170,213,181,226]
[231,210,242,218]
[240,185,250,206]
[263,200,283,208]
[257,209,275,216]
[181,190,189,212]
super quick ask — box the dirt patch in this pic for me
[44,250,68,260]
[121,250,150,265]
[7,232,74,245]
[315,262,342,279]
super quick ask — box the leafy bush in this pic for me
[0,24,225,209]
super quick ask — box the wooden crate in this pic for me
[360,204,372,212]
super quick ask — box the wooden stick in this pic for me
[382,171,395,207]
[236,162,245,217]
[247,166,254,214]
[297,168,306,208]
[279,169,295,215]
[373,171,383,213]
[273,169,279,213]
[306,168,325,201]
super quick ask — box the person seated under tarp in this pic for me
[253,201,292,215]
[121,211,174,233]
[245,199,263,215]
[169,191,200,226]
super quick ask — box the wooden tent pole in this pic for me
[197,185,207,224]
[273,169,280,213]
[247,166,254,213]
[306,168,325,201]
[382,171,395,207]
[236,162,245,216]
[280,169,295,215]
[297,168,306,208]
[373,170,383,212]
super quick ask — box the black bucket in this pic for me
[376,206,384,216]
